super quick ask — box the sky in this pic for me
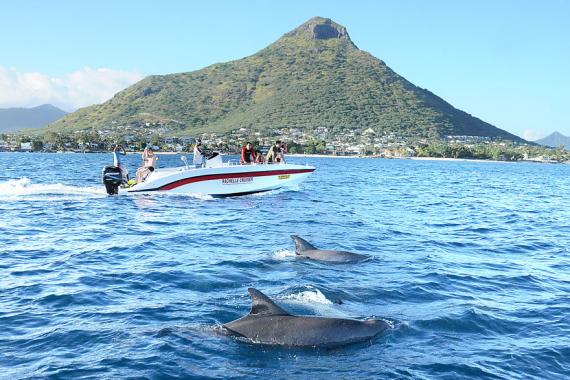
[1,0,568,140]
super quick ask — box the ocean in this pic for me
[1,152,569,379]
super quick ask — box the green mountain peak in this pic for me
[47,17,523,142]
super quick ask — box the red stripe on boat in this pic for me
[158,168,315,191]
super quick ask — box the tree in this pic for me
[150,133,162,147]
[303,143,316,154]
[315,140,326,153]
[32,140,43,151]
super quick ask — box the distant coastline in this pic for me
[287,153,563,164]
[1,151,566,164]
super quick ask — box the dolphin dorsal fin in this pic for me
[291,235,317,253]
[247,288,290,316]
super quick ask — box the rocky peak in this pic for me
[285,17,353,42]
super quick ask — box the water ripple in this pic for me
[1,153,570,379]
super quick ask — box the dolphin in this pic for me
[223,288,389,347]
[291,235,369,263]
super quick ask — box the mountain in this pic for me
[535,131,570,148]
[48,17,523,141]
[0,104,67,133]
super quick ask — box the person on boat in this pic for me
[136,146,158,183]
[193,139,204,167]
[280,142,287,163]
[142,146,158,168]
[240,142,255,164]
[266,140,285,164]
[113,144,129,183]
[255,151,265,164]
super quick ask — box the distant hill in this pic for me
[0,104,67,132]
[48,17,523,142]
[535,131,570,149]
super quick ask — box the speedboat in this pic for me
[102,153,315,196]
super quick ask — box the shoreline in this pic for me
[287,153,362,159]
[1,151,565,164]
[286,154,562,164]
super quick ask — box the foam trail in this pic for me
[280,287,333,305]
[0,178,105,197]
[150,191,214,201]
[273,249,296,260]
[248,184,301,198]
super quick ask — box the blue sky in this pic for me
[1,0,568,139]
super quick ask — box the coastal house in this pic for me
[180,137,195,145]
[402,147,417,157]
[346,145,363,154]
[164,137,179,144]
[20,142,32,152]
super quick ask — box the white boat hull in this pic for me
[119,163,315,196]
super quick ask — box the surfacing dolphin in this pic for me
[291,235,369,263]
[223,288,389,347]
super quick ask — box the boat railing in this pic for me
[224,161,289,167]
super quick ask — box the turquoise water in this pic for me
[1,152,569,379]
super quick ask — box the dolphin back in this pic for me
[223,288,390,347]
[291,235,318,253]
[303,249,369,263]
[247,288,290,316]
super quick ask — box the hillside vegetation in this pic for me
[48,17,522,141]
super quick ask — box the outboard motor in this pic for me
[102,166,123,195]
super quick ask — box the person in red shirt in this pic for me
[240,142,255,164]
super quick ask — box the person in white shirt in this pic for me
[113,144,129,183]
[193,139,204,167]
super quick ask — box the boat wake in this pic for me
[253,184,301,196]
[0,178,105,198]
[148,191,215,201]
[278,287,334,305]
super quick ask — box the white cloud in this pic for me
[522,129,548,142]
[0,66,144,112]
